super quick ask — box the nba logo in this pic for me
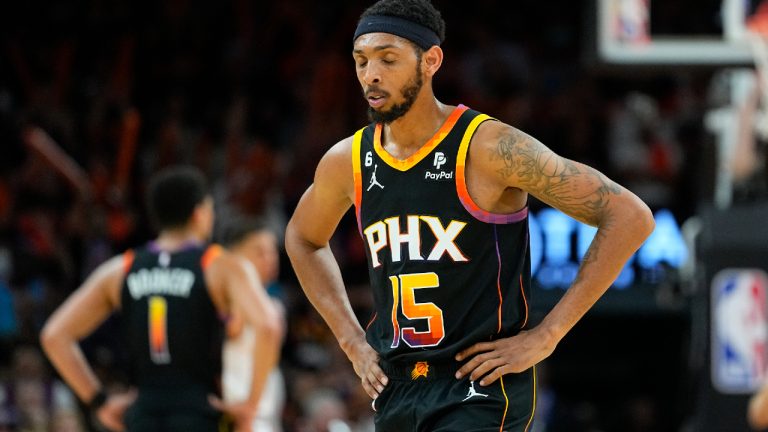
[613,0,650,44]
[712,269,768,394]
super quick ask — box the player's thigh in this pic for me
[429,402,531,432]
[429,373,535,432]
[164,410,224,432]
[124,402,162,432]
[373,380,413,432]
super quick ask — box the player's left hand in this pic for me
[454,326,557,386]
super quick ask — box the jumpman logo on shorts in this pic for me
[367,164,384,191]
[462,380,489,401]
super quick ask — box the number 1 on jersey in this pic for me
[389,272,445,348]
[148,296,171,364]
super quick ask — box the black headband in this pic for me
[353,15,441,50]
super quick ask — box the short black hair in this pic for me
[360,0,446,47]
[217,216,270,249]
[146,165,209,230]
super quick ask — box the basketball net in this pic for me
[746,1,768,140]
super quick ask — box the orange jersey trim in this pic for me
[456,114,529,224]
[373,105,468,172]
[201,244,223,270]
[122,249,135,274]
[351,127,366,235]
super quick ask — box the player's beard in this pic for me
[367,65,424,124]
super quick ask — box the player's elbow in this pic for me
[749,412,768,430]
[252,309,282,348]
[616,194,655,241]
[285,218,322,260]
[284,219,304,260]
[749,395,768,430]
[633,199,655,240]
[284,220,298,256]
[39,320,63,355]
[39,325,53,352]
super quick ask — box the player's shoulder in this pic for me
[201,245,253,287]
[467,118,544,188]
[86,252,134,308]
[470,118,541,162]
[96,252,134,279]
[324,134,355,161]
[314,134,358,188]
[201,244,240,273]
[471,118,518,151]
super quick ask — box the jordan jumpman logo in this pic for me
[462,381,489,402]
[367,164,384,191]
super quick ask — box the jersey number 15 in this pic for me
[390,272,445,348]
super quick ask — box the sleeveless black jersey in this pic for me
[353,105,531,364]
[120,243,225,392]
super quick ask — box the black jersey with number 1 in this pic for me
[120,243,225,395]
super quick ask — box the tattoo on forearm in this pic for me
[491,128,622,225]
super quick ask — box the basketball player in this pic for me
[219,217,286,432]
[285,0,655,430]
[40,166,281,432]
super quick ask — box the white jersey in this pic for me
[223,325,285,432]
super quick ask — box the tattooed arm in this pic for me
[456,121,655,386]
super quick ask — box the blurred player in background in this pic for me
[219,217,287,432]
[40,166,281,432]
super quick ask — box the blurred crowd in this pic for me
[0,0,760,431]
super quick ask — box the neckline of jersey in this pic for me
[147,240,205,254]
[373,104,468,172]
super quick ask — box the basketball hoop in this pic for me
[746,1,768,139]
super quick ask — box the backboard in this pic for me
[597,0,758,65]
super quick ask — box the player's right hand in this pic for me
[95,389,137,432]
[208,395,256,432]
[349,342,388,400]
